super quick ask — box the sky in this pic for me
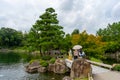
[0,0,120,34]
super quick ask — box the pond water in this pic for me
[0,63,66,80]
[0,52,68,80]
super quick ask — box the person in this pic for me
[73,49,79,60]
[79,48,86,58]
[68,49,73,60]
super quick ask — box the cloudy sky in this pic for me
[0,0,120,34]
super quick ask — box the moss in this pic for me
[49,58,56,64]
[39,59,49,67]
[41,62,49,67]
[113,64,120,71]
[41,55,51,60]
[29,59,37,64]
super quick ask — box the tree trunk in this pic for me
[39,46,43,56]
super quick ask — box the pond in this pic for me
[0,63,66,80]
[0,52,67,80]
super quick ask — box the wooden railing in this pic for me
[65,59,113,70]
[86,60,113,70]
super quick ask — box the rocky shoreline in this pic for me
[25,58,92,80]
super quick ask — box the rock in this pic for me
[55,58,66,65]
[48,59,69,74]
[70,58,92,79]
[54,62,66,73]
[48,64,55,72]
[51,77,55,79]
[26,61,40,73]
[62,76,72,80]
[54,59,69,74]
[38,66,47,73]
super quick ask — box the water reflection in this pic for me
[0,52,67,80]
[0,63,66,80]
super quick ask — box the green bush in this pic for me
[90,57,102,63]
[49,58,56,64]
[41,62,49,67]
[29,59,37,64]
[41,55,51,60]
[113,64,120,71]
[39,59,45,64]
[39,59,49,67]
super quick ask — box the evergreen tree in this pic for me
[28,7,65,54]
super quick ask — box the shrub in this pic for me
[49,58,56,64]
[39,59,49,67]
[29,59,37,64]
[39,59,45,64]
[113,64,120,71]
[41,62,49,67]
[90,57,102,63]
[41,55,51,60]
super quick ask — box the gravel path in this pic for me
[93,71,120,80]
[92,65,120,80]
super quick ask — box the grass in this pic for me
[90,57,102,63]
[113,64,120,71]
[74,77,88,80]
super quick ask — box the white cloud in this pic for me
[0,0,120,34]
[111,2,120,19]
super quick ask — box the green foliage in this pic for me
[41,62,49,67]
[41,55,51,60]
[104,42,120,53]
[63,34,72,51]
[49,58,56,64]
[39,59,49,67]
[28,7,65,54]
[102,58,118,65]
[20,53,33,62]
[0,27,23,48]
[97,22,120,42]
[90,57,102,63]
[113,64,120,71]
[29,59,37,64]
[84,47,104,59]
[72,29,79,35]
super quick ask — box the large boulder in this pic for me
[38,66,47,73]
[48,64,55,72]
[54,59,69,74]
[48,59,69,74]
[25,61,40,73]
[70,58,92,79]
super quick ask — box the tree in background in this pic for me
[27,7,65,55]
[97,22,120,42]
[97,22,120,52]
[96,22,120,62]
[62,34,72,52]
[71,29,79,35]
[71,29,80,45]
[0,27,23,48]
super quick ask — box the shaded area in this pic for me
[0,52,21,63]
